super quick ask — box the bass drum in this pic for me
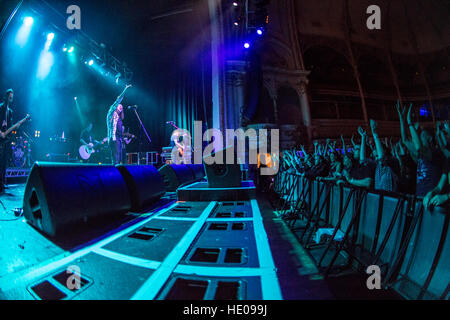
[12,138,26,168]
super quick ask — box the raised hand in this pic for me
[406,103,413,125]
[369,119,378,134]
[357,126,366,137]
[396,100,406,118]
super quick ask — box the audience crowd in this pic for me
[280,102,450,210]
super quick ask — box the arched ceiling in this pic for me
[293,0,450,55]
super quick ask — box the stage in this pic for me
[0,181,405,300]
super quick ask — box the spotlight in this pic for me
[257,29,263,35]
[47,33,54,41]
[74,97,77,100]
[234,21,239,26]
[24,17,34,26]
[68,46,74,53]
[88,59,94,66]
[244,42,250,49]
[63,47,67,52]
[233,2,238,6]
[16,16,34,46]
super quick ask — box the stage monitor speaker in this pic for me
[22,162,131,238]
[158,164,195,192]
[187,164,205,181]
[203,147,242,188]
[116,165,165,211]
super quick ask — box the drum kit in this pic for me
[10,135,32,168]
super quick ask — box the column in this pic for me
[297,81,312,142]
[225,60,246,131]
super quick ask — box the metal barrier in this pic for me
[273,168,449,300]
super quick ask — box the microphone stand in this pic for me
[131,107,151,146]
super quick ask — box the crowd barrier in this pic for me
[273,168,449,300]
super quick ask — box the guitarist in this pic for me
[0,89,14,192]
[80,122,102,162]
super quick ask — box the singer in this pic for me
[106,84,132,164]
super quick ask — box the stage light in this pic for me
[37,50,54,79]
[15,16,34,46]
[68,46,74,53]
[24,17,34,26]
[88,59,94,66]
[43,32,55,51]
[63,47,67,52]
[233,2,238,6]
[257,29,263,35]
[234,21,239,26]
[244,42,250,49]
[74,97,77,100]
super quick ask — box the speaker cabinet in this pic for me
[203,148,242,188]
[22,162,131,238]
[187,164,205,181]
[116,165,165,211]
[158,164,195,192]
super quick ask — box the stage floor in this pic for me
[0,184,400,300]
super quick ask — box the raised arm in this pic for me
[351,134,357,149]
[341,134,346,154]
[370,119,384,159]
[396,102,417,160]
[406,104,421,153]
[396,101,409,144]
[358,126,367,163]
[114,84,132,104]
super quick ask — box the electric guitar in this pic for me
[0,114,31,140]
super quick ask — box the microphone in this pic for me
[128,105,138,109]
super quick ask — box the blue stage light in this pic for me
[37,50,54,79]
[15,16,34,46]
[68,46,74,53]
[88,59,94,66]
[24,17,34,26]
[257,29,263,35]
[244,42,250,49]
[47,33,54,41]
